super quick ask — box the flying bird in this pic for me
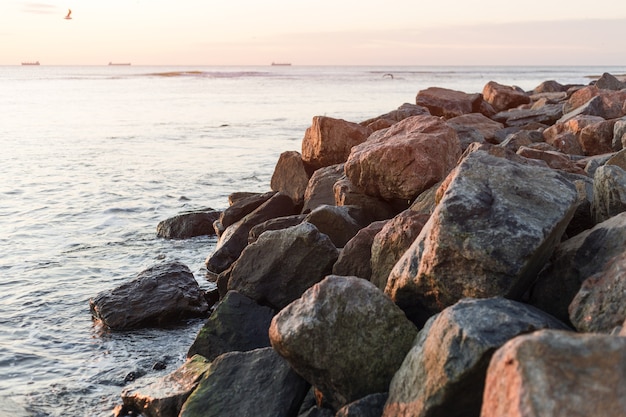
[64,9,72,20]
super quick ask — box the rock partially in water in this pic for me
[156,209,221,239]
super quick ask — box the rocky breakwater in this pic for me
[103,72,626,417]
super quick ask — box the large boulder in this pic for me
[333,176,398,222]
[528,212,626,323]
[301,116,372,171]
[383,298,568,417]
[119,355,211,417]
[569,251,626,333]
[205,192,298,274]
[385,148,579,326]
[447,113,503,143]
[270,276,417,411]
[227,222,339,310]
[361,103,430,129]
[218,191,276,231]
[302,164,345,213]
[415,87,480,119]
[344,115,461,201]
[271,151,311,204]
[492,104,563,128]
[179,348,309,417]
[579,119,618,156]
[592,164,626,224]
[332,220,388,280]
[482,81,530,112]
[370,210,430,291]
[186,291,275,360]
[89,262,209,330]
[594,72,626,90]
[304,204,365,248]
[156,209,220,239]
[247,214,306,244]
[481,330,626,417]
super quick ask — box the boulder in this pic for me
[218,191,276,231]
[543,114,605,145]
[415,87,480,119]
[613,117,626,150]
[492,104,563,128]
[579,119,618,156]
[569,251,626,333]
[302,116,373,171]
[408,182,441,215]
[533,80,567,94]
[333,176,398,222]
[446,113,503,143]
[336,393,388,417]
[156,210,221,239]
[361,103,430,129]
[482,81,530,112]
[270,276,417,410]
[227,222,338,310]
[563,86,601,114]
[606,147,626,170]
[271,151,311,204]
[119,355,211,417]
[370,210,430,291]
[302,164,345,213]
[248,214,306,244]
[383,298,568,417]
[557,95,606,123]
[446,123,486,151]
[385,148,579,326]
[498,130,544,152]
[332,220,388,280]
[515,146,586,175]
[304,204,366,248]
[205,192,298,274]
[545,131,583,155]
[179,348,309,417]
[481,330,626,417]
[561,87,626,121]
[90,262,209,330]
[344,115,461,201]
[594,72,626,91]
[528,212,626,323]
[186,291,275,360]
[592,164,626,223]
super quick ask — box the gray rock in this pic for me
[304,205,364,248]
[385,148,579,326]
[383,297,568,417]
[248,214,306,244]
[336,393,388,417]
[179,348,309,417]
[481,330,626,417]
[187,291,275,360]
[90,262,209,330]
[156,210,220,239]
[595,72,626,90]
[270,276,417,410]
[332,220,388,280]
[219,191,276,230]
[592,164,626,224]
[333,177,398,223]
[302,164,345,213]
[228,222,338,310]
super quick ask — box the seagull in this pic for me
[64,9,72,20]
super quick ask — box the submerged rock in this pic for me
[156,209,220,239]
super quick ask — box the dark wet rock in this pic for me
[205,192,298,274]
[219,191,276,230]
[179,348,309,417]
[228,222,338,310]
[332,220,388,280]
[336,393,388,417]
[120,355,211,417]
[302,164,345,213]
[415,87,481,119]
[270,276,417,411]
[248,214,306,244]
[271,150,311,204]
[383,298,568,417]
[156,209,221,239]
[481,330,626,417]
[187,291,275,360]
[90,262,209,330]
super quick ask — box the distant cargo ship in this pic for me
[109,62,131,66]
[21,61,40,66]
[271,62,291,66]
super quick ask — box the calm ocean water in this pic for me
[1,65,624,416]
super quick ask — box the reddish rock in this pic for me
[332,220,388,280]
[447,113,503,143]
[482,81,531,112]
[270,151,310,204]
[360,103,430,130]
[516,147,586,175]
[344,115,461,201]
[415,87,480,119]
[562,86,626,121]
[301,116,372,171]
[481,330,626,417]
[563,85,600,114]
[545,131,583,155]
[579,119,618,156]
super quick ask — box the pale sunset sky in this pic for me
[2,0,625,65]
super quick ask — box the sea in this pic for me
[1,65,624,416]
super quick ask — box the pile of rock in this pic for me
[102,72,626,417]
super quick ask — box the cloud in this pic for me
[22,2,58,15]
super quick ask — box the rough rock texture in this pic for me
[595,72,626,90]
[179,348,309,417]
[344,115,461,201]
[529,212,626,323]
[332,220,388,280]
[304,205,364,248]
[516,146,586,175]
[370,210,430,291]
[361,103,430,129]
[336,393,388,417]
[533,79,566,94]
[385,149,578,326]
[482,81,530,112]
[333,177,398,222]
[227,222,339,310]
[302,116,373,171]
[156,210,220,239]
[592,164,626,224]
[90,262,209,330]
[447,123,486,150]
[569,251,626,333]
[383,298,568,417]
[493,104,563,128]
[481,330,626,417]
[120,355,211,417]
[613,117,626,150]
[205,192,298,274]
[579,119,618,156]
[270,276,417,411]
[271,151,311,204]
[248,214,306,244]
[186,291,275,360]
[219,191,276,231]
[447,113,503,142]
[415,87,479,119]
[302,164,345,213]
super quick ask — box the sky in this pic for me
[2,0,626,65]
